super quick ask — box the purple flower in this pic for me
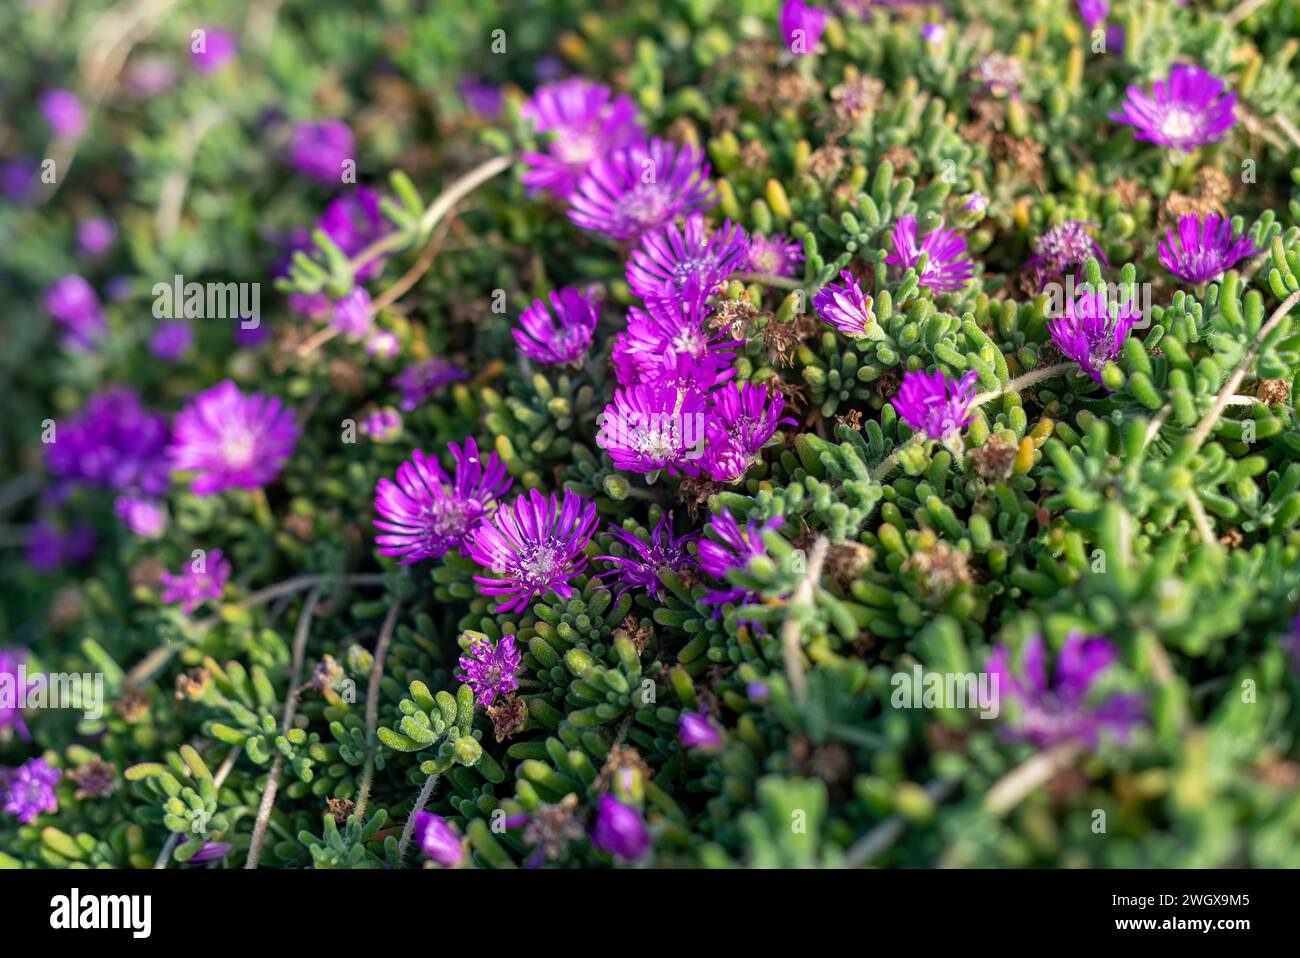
[985,633,1145,750]
[514,288,600,365]
[26,522,95,573]
[746,232,804,278]
[0,648,31,741]
[365,330,401,360]
[893,368,979,443]
[699,382,795,483]
[1284,616,1300,673]
[1157,213,1260,284]
[149,321,194,362]
[373,438,511,563]
[332,287,373,339]
[319,187,392,282]
[465,489,598,612]
[626,215,749,300]
[520,78,644,199]
[680,711,724,751]
[456,635,522,708]
[459,78,502,116]
[125,57,177,96]
[360,408,402,442]
[569,138,715,241]
[1025,220,1107,289]
[169,380,300,495]
[392,358,468,411]
[747,681,771,703]
[591,795,651,861]
[780,0,828,57]
[963,192,988,213]
[114,495,167,539]
[288,120,355,184]
[1110,64,1236,152]
[920,22,947,45]
[813,270,876,337]
[44,275,105,350]
[1,157,38,201]
[412,811,465,867]
[76,217,116,258]
[46,388,170,500]
[596,383,710,475]
[1077,0,1109,30]
[699,510,784,610]
[885,215,974,293]
[0,758,61,824]
[40,89,85,140]
[160,548,232,614]
[191,27,238,72]
[596,513,698,600]
[1047,287,1140,384]
[182,838,233,866]
[613,286,735,389]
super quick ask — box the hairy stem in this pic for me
[781,536,828,705]
[396,771,441,867]
[354,599,402,822]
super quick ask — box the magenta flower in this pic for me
[626,215,749,300]
[318,186,393,282]
[44,275,105,350]
[456,635,522,708]
[160,548,232,614]
[613,287,735,388]
[520,78,644,198]
[780,0,828,57]
[746,232,804,278]
[288,120,355,184]
[169,380,300,495]
[680,711,724,751]
[40,89,85,140]
[592,795,651,861]
[149,321,193,362]
[76,217,116,258]
[360,408,402,442]
[1077,0,1109,29]
[813,270,876,337]
[392,358,468,411]
[700,510,784,611]
[331,287,373,339]
[1025,220,1106,289]
[597,383,710,475]
[191,27,238,72]
[373,438,511,563]
[46,387,170,501]
[700,382,795,483]
[514,288,600,365]
[569,138,715,241]
[1157,213,1259,284]
[26,522,96,573]
[365,330,401,360]
[459,78,502,117]
[986,633,1145,750]
[963,192,988,213]
[0,758,61,824]
[0,648,31,741]
[1047,288,1140,384]
[412,811,465,867]
[596,513,698,600]
[886,215,974,293]
[465,489,598,612]
[1110,64,1236,152]
[115,495,167,539]
[893,368,979,443]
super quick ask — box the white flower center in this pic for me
[1160,109,1195,141]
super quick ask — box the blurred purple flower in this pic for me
[746,232,804,278]
[46,387,170,500]
[191,27,238,73]
[0,648,31,741]
[331,287,373,340]
[680,711,724,751]
[44,275,106,350]
[160,548,232,614]
[592,795,651,861]
[40,89,85,140]
[520,78,644,198]
[288,120,355,184]
[318,186,392,282]
[149,321,194,362]
[780,0,828,57]
[412,811,464,867]
[392,358,468,411]
[893,368,979,443]
[0,758,60,824]
[76,218,116,258]
[1025,220,1106,289]
[169,380,299,495]
[114,495,167,539]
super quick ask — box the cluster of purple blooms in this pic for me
[159,549,233,615]
[0,758,61,825]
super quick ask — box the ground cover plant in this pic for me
[3,0,1300,870]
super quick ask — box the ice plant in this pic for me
[780,0,828,57]
[1157,213,1259,284]
[626,215,749,299]
[148,321,193,361]
[332,287,373,339]
[373,438,511,563]
[43,275,105,350]
[746,232,804,278]
[591,795,651,861]
[513,287,600,365]
[169,380,300,495]
[520,77,644,198]
[76,217,116,258]
[885,215,975,293]
[1109,64,1236,152]
[392,358,468,411]
[813,270,876,337]
[465,489,599,612]
[160,549,232,614]
[1077,0,1108,29]
[893,368,979,443]
[699,510,784,610]
[596,383,709,475]
[613,287,735,388]
[46,388,170,502]
[699,382,795,484]
[40,89,85,140]
[568,138,715,240]
[0,758,60,824]
[318,186,393,281]
[191,27,238,72]
[680,711,724,751]
[1047,288,1140,384]
[412,811,465,866]
[596,513,698,600]
[456,634,522,707]
[0,648,30,741]
[288,120,355,183]
[1025,220,1106,289]
[985,634,1145,750]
